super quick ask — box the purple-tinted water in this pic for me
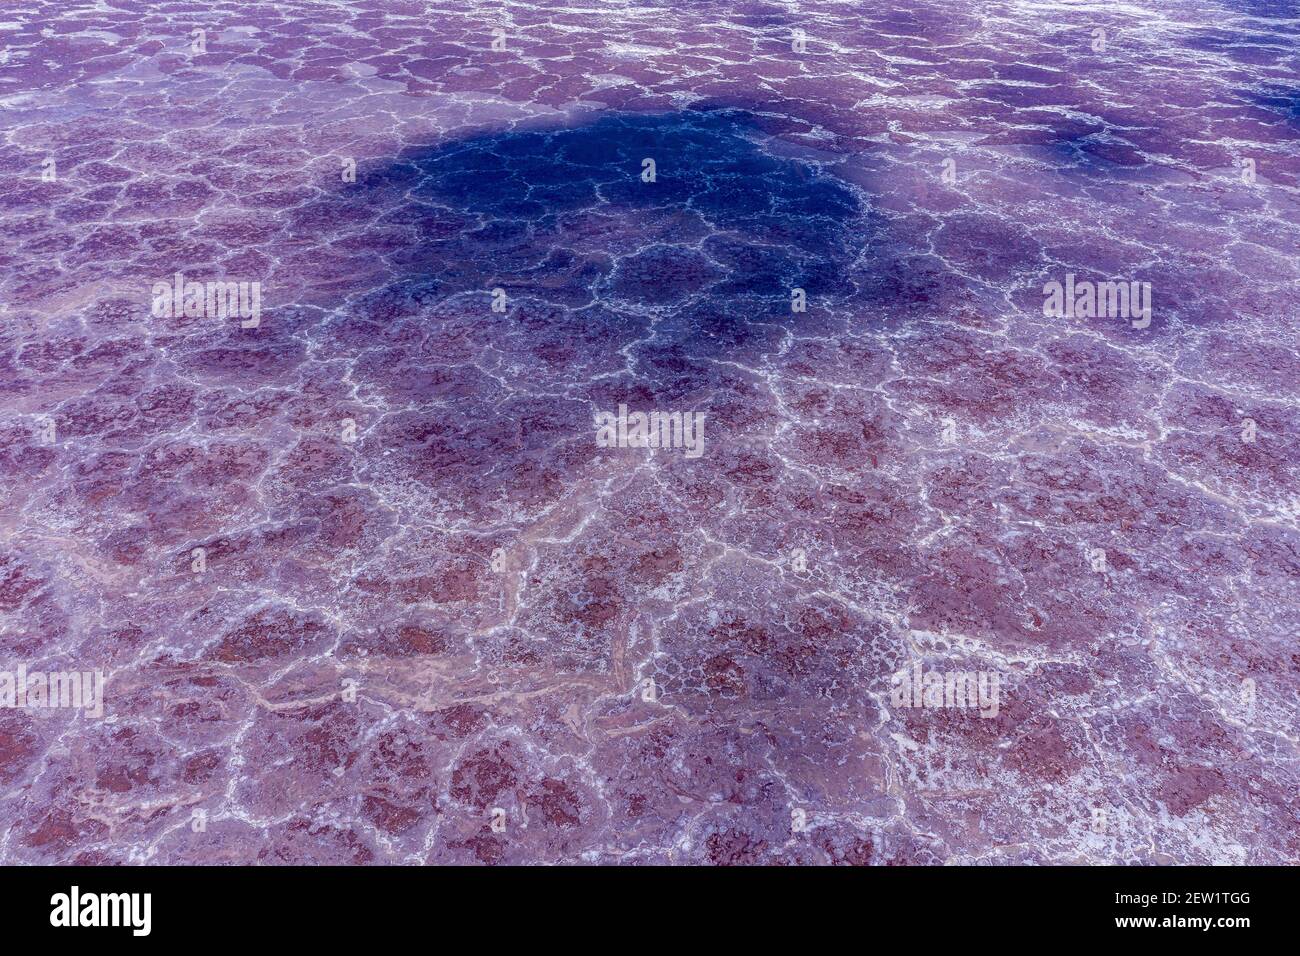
[0,1,1297,864]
